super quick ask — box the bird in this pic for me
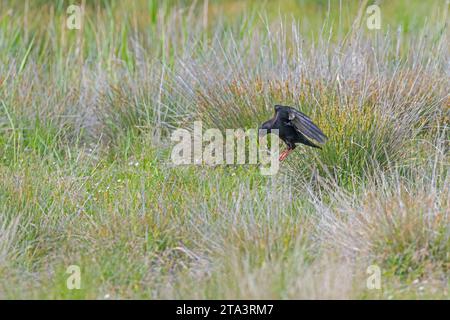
[259,105,328,161]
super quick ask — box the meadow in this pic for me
[0,0,448,299]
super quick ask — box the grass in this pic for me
[0,0,449,299]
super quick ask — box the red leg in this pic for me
[279,148,293,161]
[284,148,293,160]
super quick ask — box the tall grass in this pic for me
[0,0,448,299]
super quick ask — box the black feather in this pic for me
[288,109,328,143]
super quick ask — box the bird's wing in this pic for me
[287,109,328,144]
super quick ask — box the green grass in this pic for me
[0,0,448,299]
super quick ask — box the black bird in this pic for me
[259,105,328,161]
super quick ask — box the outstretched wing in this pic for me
[288,109,328,144]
